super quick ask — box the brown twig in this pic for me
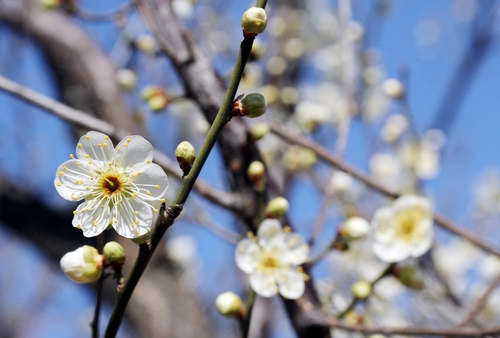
[269,122,500,257]
[458,271,500,327]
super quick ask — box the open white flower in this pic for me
[54,131,168,239]
[235,219,309,299]
[371,195,433,263]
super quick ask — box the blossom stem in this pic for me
[242,288,257,338]
[337,263,395,319]
[103,2,266,336]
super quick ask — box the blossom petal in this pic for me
[113,197,153,238]
[114,135,153,169]
[275,268,306,299]
[372,207,396,242]
[372,240,411,263]
[392,195,432,218]
[257,219,283,247]
[250,270,278,297]
[128,163,169,201]
[72,200,111,238]
[235,238,260,274]
[76,131,114,163]
[410,224,434,258]
[55,160,93,201]
[281,233,309,265]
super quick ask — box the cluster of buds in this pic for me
[60,242,126,284]
[232,93,267,118]
[141,85,169,112]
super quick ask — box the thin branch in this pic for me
[75,2,135,22]
[458,271,500,327]
[305,311,500,337]
[0,75,247,216]
[269,122,500,257]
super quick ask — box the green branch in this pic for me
[104,4,267,337]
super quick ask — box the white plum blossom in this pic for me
[54,131,168,239]
[371,195,434,263]
[235,219,310,299]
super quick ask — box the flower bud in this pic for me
[116,69,137,90]
[340,217,370,239]
[60,246,103,283]
[382,78,405,99]
[175,141,196,172]
[215,292,243,317]
[136,34,157,54]
[247,161,265,182]
[148,95,169,112]
[283,146,317,172]
[241,7,267,37]
[103,241,125,264]
[351,280,372,299]
[265,197,289,218]
[141,85,164,101]
[395,266,425,289]
[40,0,60,9]
[251,123,270,140]
[240,93,267,118]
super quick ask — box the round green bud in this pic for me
[251,122,270,140]
[60,246,103,283]
[103,241,125,263]
[148,95,169,112]
[215,292,243,317]
[175,141,196,170]
[265,197,289,218]
[241,7,267,36]
[241,93,267,118]
[351,280,372,299]
[247,161,265,181]
[40,0,60,9]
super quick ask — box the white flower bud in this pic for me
[116,69,137,90]
[175,141,196,171]
[215,292,243,317]
[136,34,157,54]
[351,280,372,299]
[341,217,370,239]
[265,197,289,218]
[329,171,353,194]
[103,241,125,263]
[60,246,103,283]
[382,78,405,98]
[241,93,267,118]
[251,122,270,140]
[382,114,409,143]
[241,7,267,36]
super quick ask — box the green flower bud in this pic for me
[351,280,372,299]
[265,197,289,218]
[60,246,103,283]
[40,0,60,9]
[396,266,425,289]
[247,161,266,186]
[103,241,125,263]
[148,95,169,112]
[241,93,267,118]
[251,122,270,140]
[241,7,267,37]
[175,141,196,169]
[215,292,243,317]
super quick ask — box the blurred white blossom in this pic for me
[371,195,434,263]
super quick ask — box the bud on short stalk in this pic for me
[175,141,196,174]
[233,93,267,118]
[247,161,266,190]
[103,241,126,264]
[241,7,267,38]
[215,292,244,317]
[265,197,289,218]
[60,246,103,283]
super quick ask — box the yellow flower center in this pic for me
[259,252,279,271]
[394,206,428,242]
[102,175,123,196]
